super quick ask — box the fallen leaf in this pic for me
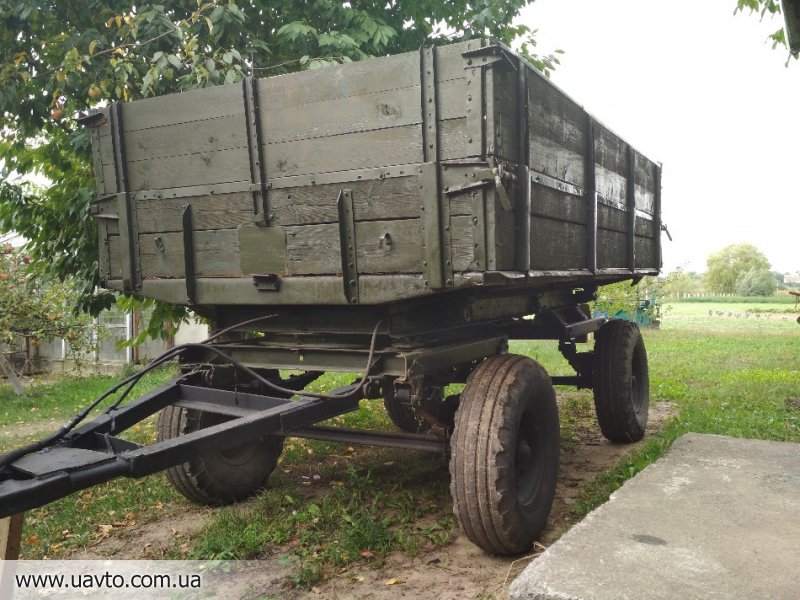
[26,534,38,545]
[360,549,374,558]
[384,578,403,586]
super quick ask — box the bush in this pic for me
[735,267,777,297]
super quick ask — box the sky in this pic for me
[517,0,800,274]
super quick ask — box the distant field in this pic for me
[661,301,800,331]
[669,295,796,304]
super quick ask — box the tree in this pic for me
[735,266,778,296]
[0,0,559,333]
[735,0,798,57]
[705,243,771,294]
[0,245,95,394]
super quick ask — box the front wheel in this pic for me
[450,354,560,555]
[592,319,650,443]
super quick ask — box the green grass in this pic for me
[0,367,180,558]
[571,317,800,516]
[668,294,796,304]
[0,367,176,449]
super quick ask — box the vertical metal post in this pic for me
[515,58,531,272]
[586,117,597,273]
[243,77,269,223]
[626,146,637,272]
[420,46,452,288]
[653,163,663,269]
[109,102,139,291]
[182,204,196,304]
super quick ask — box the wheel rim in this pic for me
[516,410,544,510]
[217,442,261,466]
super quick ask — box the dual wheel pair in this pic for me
[157,319,649,555]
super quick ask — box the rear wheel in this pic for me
[450,354,560,555]
[157,405,283,505]
[383,383,431,433]
[592,319,649,443]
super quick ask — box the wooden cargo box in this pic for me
[84,38,662,308]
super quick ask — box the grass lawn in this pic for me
[2,300,798,582]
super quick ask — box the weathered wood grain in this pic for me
[530,218,586,270]
[595,164,627,206]
[439,117,473,160]
[531,184,587,226]
[262,86,422,144]
[355,219,422,273]
[491,62,520,162]
[137,193,253,233]
[258,53,420,110]
[266,124,423,178]
[530,137,586,188]
[139,229,241,277]
[596,228,627,269]
[286,219,425,275]
[122,84,244,131]
[285,223,339,274]
[450,214,476,271]
[108,235,122,279]
[635,236,657,269]
[122,115,247,163]
[127,148,251,191]
[271,176,420,226]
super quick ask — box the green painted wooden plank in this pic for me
[127,147,251,191]
[257,52,420,110]
[121,84,244,132]
[136,193,253,233]
[270,175,420,226]
[265,124,423,178]
[262,86,422,144]
[139,229,241,277]
[123,115,247,163]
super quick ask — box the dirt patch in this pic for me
[68,506,215,560]
[68,401,677,598]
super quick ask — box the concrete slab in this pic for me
[510,433,800,600]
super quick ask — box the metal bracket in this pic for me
[252,274,281,292]
[461,44,516,69]
[337,189,359,304]
[182,204,196,304]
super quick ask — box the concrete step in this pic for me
[510,433,800,600]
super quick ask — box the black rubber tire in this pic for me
[450,354,560,555]
[592,319,650,443]
[383,389,431,433]
[157,405,284,505]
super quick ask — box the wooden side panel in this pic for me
[450,214,476,271]
[490,61,520,162]
[271,176,420,226]
[258,53,420,110]
[139,230,241,278]
[107,235,122,279]
[528,72,587,188]
[126,147,251,191]
[530,218,586,270]
[597,228,627,268]
[594,123,627,206]
[137,193,253,233]
[265,125,423,178]
[285,219,424,275]
[633,149,657,215]
[262,86,421,144]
